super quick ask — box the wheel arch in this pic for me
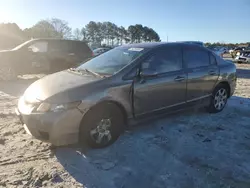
[80,99,128,126]
[215,81,231,98]
[78,99,128,147]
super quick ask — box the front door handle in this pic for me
[174,76,185,82]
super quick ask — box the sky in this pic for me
[0,0,249,43]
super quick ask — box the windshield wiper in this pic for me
[69,68,105,78]
[82,68,104,78]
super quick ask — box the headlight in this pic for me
[36,101,81,112]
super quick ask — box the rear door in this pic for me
[133,45,187,116]
[183,46,219,105]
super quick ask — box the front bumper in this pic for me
[15,106,84,146]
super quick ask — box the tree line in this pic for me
[205,42,250,49]
[0,18,160,49]
[1,19,249,50]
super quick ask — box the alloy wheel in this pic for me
[90,118,112,144]
[214,88,227,110]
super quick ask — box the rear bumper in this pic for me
[15,107,83,146]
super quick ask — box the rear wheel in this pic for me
[0,65,17,81]
[207,84,228,113]
[79,103,125,148]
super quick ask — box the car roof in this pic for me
[117,42,206,49]
[29,38,87,43]
[119,42,168,49]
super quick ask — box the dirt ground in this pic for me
[0,64,250,188]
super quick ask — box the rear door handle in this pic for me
[174,76,185,82]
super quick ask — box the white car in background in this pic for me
[235,50,250,63]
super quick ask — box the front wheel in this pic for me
[79,103,125,148]
[207,84,228,113]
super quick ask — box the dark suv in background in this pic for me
[0,38,93,80]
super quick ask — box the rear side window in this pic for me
[61,41,72,52]
[141,46,183,74]
[48,40,91,54]
[72,41,92,54]
[48,41,62,52]
[70,41,92,57]
[184,48,210,68]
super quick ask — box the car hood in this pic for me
[23,70,101,102]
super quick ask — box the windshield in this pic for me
[12,40,32,50]
[77,47,145,75]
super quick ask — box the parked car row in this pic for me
[15,42,237,148]
[234,50,250,64]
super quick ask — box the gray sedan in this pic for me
[16,42,237,148]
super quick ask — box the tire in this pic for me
[79,103,125,148]
[0,65,17,81]
[207,84,229,113]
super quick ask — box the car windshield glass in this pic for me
[77,47,145,75]
[12,40,33,50]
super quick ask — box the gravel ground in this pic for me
[0,64,250,188]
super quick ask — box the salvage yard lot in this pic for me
[0,64,250,188]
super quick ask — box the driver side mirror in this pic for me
[140,69,158,78]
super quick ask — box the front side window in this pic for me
[28,41,48,53]
[184,48,210,68]
[77,47,146,75]
[141,46,182,74]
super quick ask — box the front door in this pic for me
[183,46,219,105]
[133,45,187,116]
